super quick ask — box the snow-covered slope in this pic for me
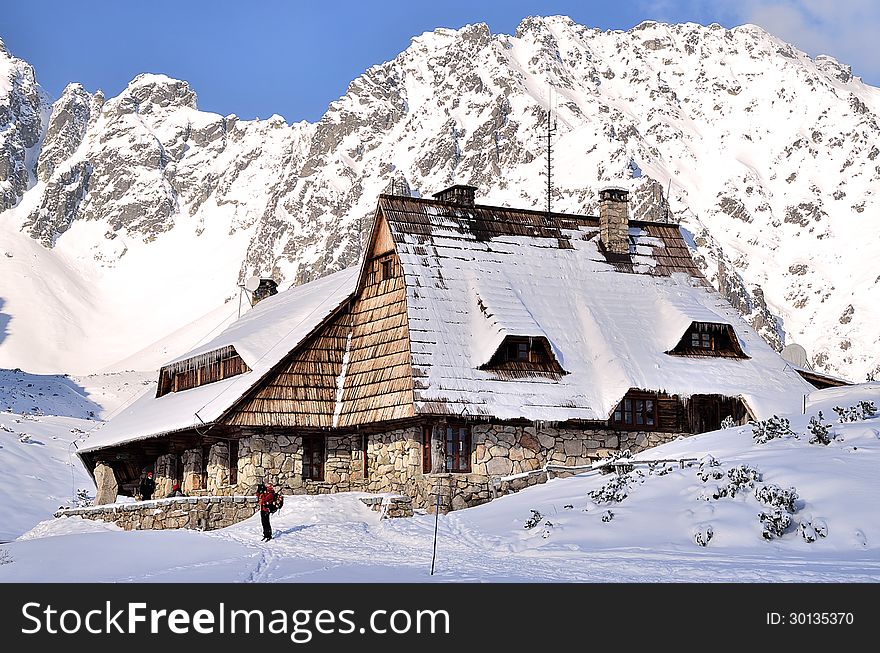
[1,383,877,581]
[0,19,878,378]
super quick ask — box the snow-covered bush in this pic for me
[696,455,724,482]
[750,415,795,444]
[727,464,763,488]
[798,519,828,543]
[720,415,737,429]
[807,411,833,445]
[18,433,31,443]
[697,468,724,482]
[589,470,643,504]
[702,464,762,499]
[759,509,792,540]
[75,488,93,508]
[694,524,714,547]
[523,510,543,529]
[0,550,12,566]
[755,484,799,513]
[833,401,877,423]
[601,509,614,523]
[541,521,554,539]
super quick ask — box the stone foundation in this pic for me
[56,496,260,531]
[55,493,415,531]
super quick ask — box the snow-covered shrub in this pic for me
[649,463,673,476]
[833,401,877,423]
[703,464,762,499]
[727,464,762,488]
[541,521,554,539]
[755,484,799,513]
[563,504,573,510]
[523,510,543,529]
[798,519,828,543]
[75,488,93,508]
[697,468,724,482]
[807,411,833,445]
[750,415,795,444]
[759,509,792,540]
[601,509,614,523]
[18,433,31,443]
[0,550,12,566]
[694,524,714,547]
[720,415,737,429]
[589,470,643,504]
[700,454,721,468]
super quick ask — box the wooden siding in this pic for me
[225,309,351,428]
[337,246,415,427]
[225,212,415,429]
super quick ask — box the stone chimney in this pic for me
[598,186,630,255]
[252,278,278,305]
[432,184,477,207]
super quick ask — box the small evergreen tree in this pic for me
[750,415,794,444]
[807,411,833,445]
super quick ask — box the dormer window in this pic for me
[480,335,567,378]
[156,345,250,397]
[667,322,748,359]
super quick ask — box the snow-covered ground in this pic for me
[0,381,877,582]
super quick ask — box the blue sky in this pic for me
[2,1,878,123]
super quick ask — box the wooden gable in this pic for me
[223,208,415,430]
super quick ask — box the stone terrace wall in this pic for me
[55,496,260,531]
[359,423,687,512]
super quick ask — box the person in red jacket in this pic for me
[257,482,274,541]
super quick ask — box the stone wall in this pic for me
[54,494,414,531]
[154,453,177,498]
[236,432,363,495]
[181,447,204,494]
[353,423,686,512]
[55,496,260,531]
[206,442,232,494]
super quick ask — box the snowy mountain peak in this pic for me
[0,18,878,381]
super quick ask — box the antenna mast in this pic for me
[546,85,557,216]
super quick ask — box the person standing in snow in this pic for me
[139,471,155,500]
[257,482,275,542]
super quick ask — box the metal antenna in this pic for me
[545,85,557,216]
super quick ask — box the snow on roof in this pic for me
[383,197,813,422]
[80,267,357,452]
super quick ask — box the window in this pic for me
[422,424,471,473]
[507,339,530,361]
[445,424,471,473]
[381,258,394,280]
[612,393,657,429]
[303,436,325,481]
[668,322,749,359]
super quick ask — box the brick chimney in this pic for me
[598,186,630,255]
[432,184,477,207]
[252,278,278,305]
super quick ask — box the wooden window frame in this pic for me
[612,392,658,430]
[444,423,471,473]
[422,424,472,473]
[302,435,325,481]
